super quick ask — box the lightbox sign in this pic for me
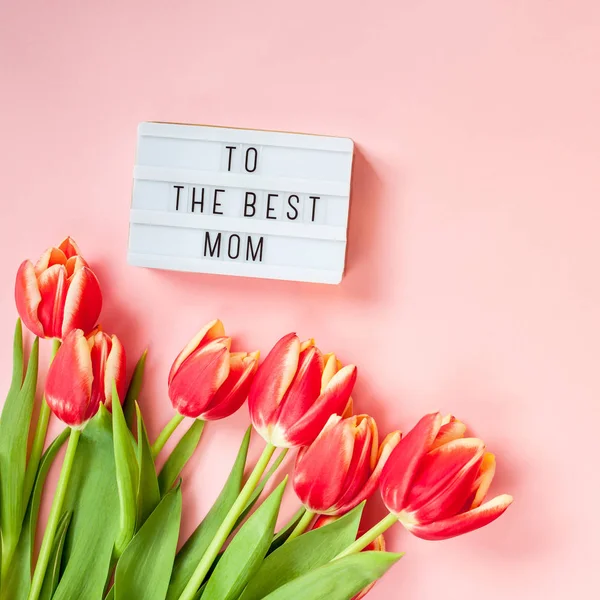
[128,122,354,284]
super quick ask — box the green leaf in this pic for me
[260,552,403,600]
[233,447,288,531]
[8,319,24,396]
[203,478,287,600]
[269,507,308,554]
[124,350,147,430]
[114,484,182,600]
[0,335,38,573]
[240,504,363,600]
[166,427,251,600]
[158,419,205,495]
[135,403,160,529]
[112,382,139,556]
[0,429,69,600]
[52,406,120,600]
[39,511,72,600]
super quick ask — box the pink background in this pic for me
[1,0,599,597]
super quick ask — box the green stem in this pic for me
[151,413,185,459]
[177,442,277,600]
[28,428,81,600]
[334,512,398,560]
[284,509,315,543]
[23,339,61,503]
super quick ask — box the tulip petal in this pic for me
[431,417,467,450]
[404,494,513,541]
[34,247,67,275]
[300,338,316,352]
[321,353,340,390]
[273,346,324,437]
[331,417,376,513]
[58,237,81,258]
[248,333,300,440]
[169,342,230,418]
[65,255,88,277]
[284,364,357,448]
[293,416,355,513]
[61,266,102,337]
[14,260,44,337]
[471,452,496,509]
[200,352,258,420]
[37,264,69,339]
[380,412,443,515]
[335,429,402,516]
[45,329,94,427]
[342,397,354,418]
[89,331,110,413]
[103,334,127,411]
[168,319,226,384]
[407,438,485,522]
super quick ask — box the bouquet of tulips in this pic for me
[0,238,513,600]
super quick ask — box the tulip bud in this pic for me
[380,412,513,541]
[168,319,259,420]
[293,414,401,515]
[312,515,385,600]
[248,333,357,448]
[45,328,126,428]
[14,237,102,340]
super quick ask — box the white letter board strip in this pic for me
[128,122,354,284]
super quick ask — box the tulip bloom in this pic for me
[313,515,385,600]
[380,412,513,541]
[169,319,259,420]
[293,414,401,515]
[15,237,102,339]
[248,333,357,448]
[45,328,126,428]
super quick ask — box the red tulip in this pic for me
[14,237,102,339]
[169,319,259,419]
[293,414,401,515]
[313,515,385,600]
[380,412,513,541]
[45,328,126,427]
[248,333,357,448]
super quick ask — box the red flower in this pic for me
[380,412,513,541]
[169,320,259,420]
[312,515,385,600]
[14,237,102,339]
[293,414,401,515]
[248,333,357,448]
[45,328,126,427]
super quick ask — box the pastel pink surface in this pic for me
[1,0,599,597]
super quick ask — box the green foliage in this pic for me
[135,403,160,528]
[0,325,38,575]
[52,406,120,600]
[233,447,288,531]
[269,507,308,554]
[123,350,147,430]
[158,419,205,495]
[240,504,363,600]
[0,429,69,600]
[112,383,139,557]
[38,511,71,600]
[259,552,403,600]
[166,427,252,600]
[202,478,287,600]
[114,484,182,600]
